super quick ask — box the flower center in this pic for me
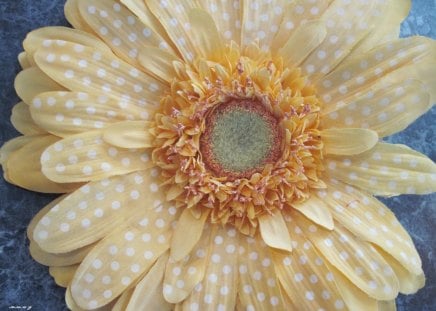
[200,99,282,179]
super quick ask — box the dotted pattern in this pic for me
[147,0,201,62]
[273,217,346,310]
[33,170,158,253]
[71,200,180,309]
[23,26,112,67]
[5,135,79,193]
[65,0,96,33]
[201,0,241,44]
[317,37,432,112]
[278,20,326,70]
[321,80,430,138]
[240,0,285,51]
[271,0,333,52]
[180,225,238,311]
[30,91,152,137]
[33,40,166,108]
[325,143,436,196]
[301,0,390,80]
[315,181,423,276]
[342,1,411,62]
[15,67,65,105]
[78,0,175,68]
[163,223,212,304]
[236,233,286,310]
[127,254,172,310]
[291,211,399,301]
[11,102,45,136]
[40,129,151,183]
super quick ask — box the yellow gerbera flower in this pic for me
[1,0,435,310]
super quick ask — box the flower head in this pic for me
[1,0,435,310]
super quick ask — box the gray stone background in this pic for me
[0,0,435,310]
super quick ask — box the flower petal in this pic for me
[328,264,378,311]
[237,233,287,310]
[301,0,392,80]
[146,0,199,62]
[41,131,151,183]
[317,37,435,111]
[292,212,399,300]
[15,67,65,105]
[23,26,110,64]
[78,0,175,67]
[30,91,153,137]
[272,222,347,311]
[198,0,241,44]
[321,80,432,137]
[272,0,333,51]
[315,182,423,276]
[163,223,213,303]
[50,265,79,287]
[66,285,116,311]
[321,128,378,156]
[120,0,176,49]
[258,209,292,252]
[30,242,94,267]
[102,121,154,149]
[27,195,94,267]
[170,208,210,262]
[65,0,95,33]
[126,253,173,311]
[4,135,80,193]
[325,143,436,196]
[377,300,397,311]
[11,102,45,135]
[70,201,179,309]
[292,195,334,230]
[188,9,225,62]
[138,46,180,83]
[240,0,288,49]
[33,171,159,253]
[377,248,425,295]
[278,20,326,68]
[179,226,238,311]
[112,288,134,311]
[18,52,31,69]
[346,0,411,59]
[0,136,34,166]
[34,40,166,107]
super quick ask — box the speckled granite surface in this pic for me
[0,0,435,310]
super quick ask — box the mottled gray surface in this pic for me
[0,0,435,310]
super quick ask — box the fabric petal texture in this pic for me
[1,0,435,310]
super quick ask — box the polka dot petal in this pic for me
[41,130,152,183]
[126,253,172,310]
[315,182,423,276]
[33,171,158,253]
[321,80,431,138]
[78,0,175,67]
[71,200,180,309]
[326,143,436,196]
[14,67,65,106]
[30,91,155,137]
[164,223,213,303]
[3,135,79,193]
[181,226,238,311]
[317,37,435,111]
[237,233,286,310]
[34,40,167,108]
[292,212,399,301]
